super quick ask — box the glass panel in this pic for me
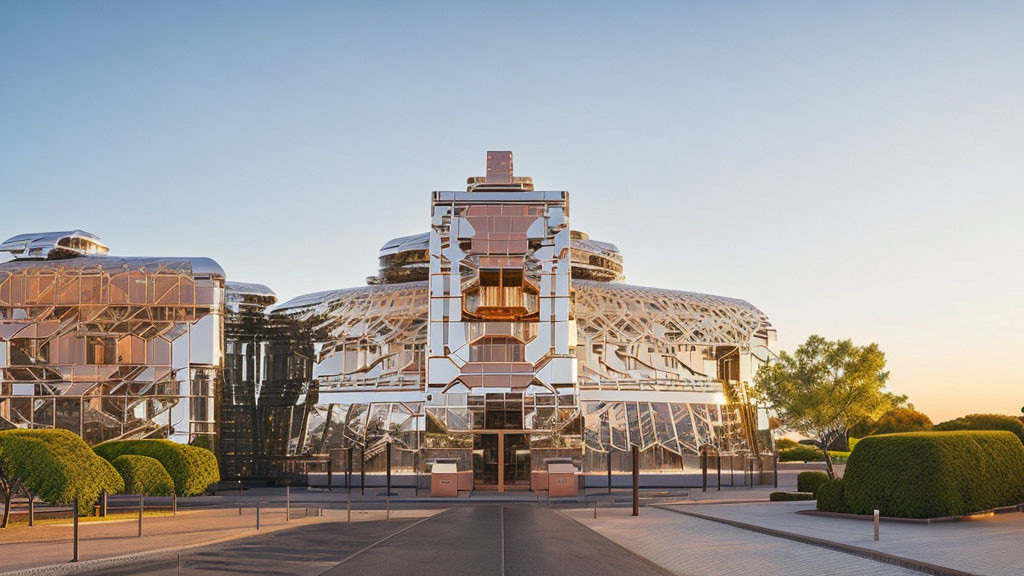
[472,433,499,485]
[503,433,530,486]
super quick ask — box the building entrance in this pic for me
[472,431,531,492]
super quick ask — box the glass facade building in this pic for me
[0,153,776,488]
[0,231,224,447]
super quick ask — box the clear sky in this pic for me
[1,2,1021,422]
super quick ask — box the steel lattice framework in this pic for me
[0,251,224,446]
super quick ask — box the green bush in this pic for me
[769,491,815,501]
[94,440,219,496]
[842,431,1024,518]
[933,414,1024,445]
[112,455,174,496]
[828,451,851,463]
[778,445,823,461]
[779,445,850,463]
[774,438,801,451]
[851,408,934,437]
[0,429,124,517]
[816,478,845,512]
[797,471,829,496]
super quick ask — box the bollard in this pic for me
[286,484,291,522]
[239,505,243,516]
[874,509,880,541]
[701,448,707,493]
[594,499,598,519]
[631,445,639,517]
[607,451,613,494]
[773,452,779,489]
[172,493,177,516]
[347,446,353,524]
[386,441,392,497]
[748,458,754,489]
[256,501,261,530]
[138,493,144,537]
[238,480,243,496]
[72,495,80,562]
[716,453,721,492]
[28,495,34,527]
[305,506,309,518]
[360,447,366,496]
[328,456,333,493]
[101,490,108,517]
[347,447,353,491]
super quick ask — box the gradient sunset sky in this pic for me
[2,2,1021,422]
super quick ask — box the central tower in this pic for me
[427,151,576,396]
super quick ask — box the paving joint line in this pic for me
[319,511,439,573]
[654,505,977,576]
[556,509,677,576]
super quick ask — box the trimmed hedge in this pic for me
[112,455,174,496]
[778,445,822,461]
[770,491,815,501]
[933,414,1024,445]
[816,478,845,512]
[842,431,1024,518]
[94,440,219,496]
[778,445,851,463]
[0,429,124,516]
[797,471,829,496]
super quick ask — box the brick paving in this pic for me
[564,506,921,576]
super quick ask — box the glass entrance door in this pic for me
[503,434,530,488]
[473,433,499,486]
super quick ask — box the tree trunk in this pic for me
[819,437,836,479]
[1,487,11,529]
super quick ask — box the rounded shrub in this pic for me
[0,429,124,516]
[933,414,1024,445]
[94,440,220,496]
[842,431,1024,518]
[797,471,829,496]
[112,455,174,496]
[816,478,845,512]
[769,491,815,502]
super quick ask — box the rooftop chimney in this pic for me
[485,151,514,184]
[467,151,533,191]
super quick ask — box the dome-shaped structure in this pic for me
[369,230,624,284]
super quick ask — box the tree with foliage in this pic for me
[850,407,933,437]
[0,429,123,527]
[754,335,898,479]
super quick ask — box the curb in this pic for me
[654,505,977,576]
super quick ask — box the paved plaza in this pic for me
[3,485,1023,575]
[668,501,1024,576]
[564,506,921,576]
[0,503,436,574]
